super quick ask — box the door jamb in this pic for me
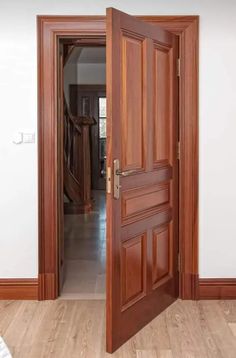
[37,15,199,300]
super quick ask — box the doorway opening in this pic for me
[59,42,107,299]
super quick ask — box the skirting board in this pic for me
[199,279,236,299]
[1,277,235,300]
[0,279,38,300]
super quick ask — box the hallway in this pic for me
[61,190,106,299]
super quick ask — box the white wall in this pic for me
[0,0,236,278]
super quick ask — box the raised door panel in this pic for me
[122,184,169,223]
[121,34,144,172]
[121,234,147,310]
[152,225,171,288]
[153,46,171,167]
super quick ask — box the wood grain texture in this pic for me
[153,46,170,166]
[142,16,199,300]
[142,17,199,301]
[0,279,38,300]
[1,299,236,357]
[152,226,170,286]
[178,18,199,300]
[121,234,147,309]
[229,323,236,337]
[106,8,179,352]
[38,14,199,303]
[199,279,236,299]
[122,184,169,222]
[121,34,144,171]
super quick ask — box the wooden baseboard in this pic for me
[180,273,199,300]
[38,273,57,300]
[0,278,38,300]
[1,277,235,300]
[199,278,236,299]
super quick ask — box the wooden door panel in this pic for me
[106,8,179,353]
[121,34,144,171]
[152,225,171,287]
[121,234,147,309]
[121,165,172,190]
[153,46,171,165]
[121,183,169,222]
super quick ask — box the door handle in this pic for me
[113,159,122,199]
[113,159,137,199]
[115,169,136,177]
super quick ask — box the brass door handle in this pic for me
[113,159,137,199]
[115,169,136,177]
[114,159,121,199]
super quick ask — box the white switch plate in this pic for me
[12,132,23,144]
[23,133,35,143]
[13,132,35,144]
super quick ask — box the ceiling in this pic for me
[67,47,106,64]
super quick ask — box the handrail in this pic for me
[62,45,94,211]
[63,97,81,176]
[63,96,95,211]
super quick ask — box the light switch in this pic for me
[23,133,35,143]
[12,132,23,144]
[13,132,35,144]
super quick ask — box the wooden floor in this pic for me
[1,299,236,357]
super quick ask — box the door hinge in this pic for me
[177,141,180,160]
[178,253,181,272]
[177,58,181,77]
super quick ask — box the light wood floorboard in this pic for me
[1,300,236,357]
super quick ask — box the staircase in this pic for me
[63,99,95,214]
[62,42,97,214]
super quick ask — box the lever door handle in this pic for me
[113,159,137,199]
[115,169,136,177]
[114,159,120,199]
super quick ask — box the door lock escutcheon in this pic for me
[113,159,121,199]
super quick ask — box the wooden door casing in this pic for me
[106,8,179,352]
[58,42,65,292]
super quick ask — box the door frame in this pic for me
[37,15,199,300]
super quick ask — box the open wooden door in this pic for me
[106,8,179,352]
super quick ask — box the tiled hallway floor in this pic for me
[60,190,106,299]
